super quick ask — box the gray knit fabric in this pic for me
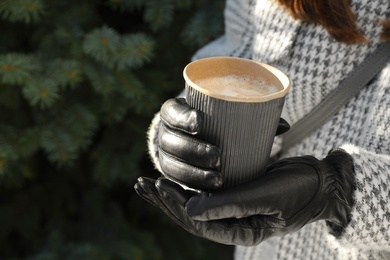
[147,0,390,259]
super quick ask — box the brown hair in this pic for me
[277,0,390,44]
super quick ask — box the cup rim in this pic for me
[183,56,290,103]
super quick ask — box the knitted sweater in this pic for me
[147,0,390,259]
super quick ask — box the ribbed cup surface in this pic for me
[186,85,285,188]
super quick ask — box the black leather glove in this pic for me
[135,149,355,245]
[158,97,290,190]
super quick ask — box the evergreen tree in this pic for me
[0,0,233,259]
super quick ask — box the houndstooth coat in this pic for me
[147,0,390,259]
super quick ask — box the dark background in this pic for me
[0,0,233,259]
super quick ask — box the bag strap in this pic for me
[281,41,390,152]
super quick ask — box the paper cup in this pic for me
[183,56,290,188]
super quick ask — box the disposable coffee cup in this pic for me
[183,56,290,188]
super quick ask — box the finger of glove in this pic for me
[160,98,202,135]
[159,123,221,169]
[135,177,196,232]
[154,179,204,234]
[134,177,162,208]
[159,149,222,190]
[156,177,201,204]
[275,118,290,136]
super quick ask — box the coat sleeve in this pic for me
[327,144,390,251]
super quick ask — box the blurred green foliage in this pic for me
[0,0,233,259]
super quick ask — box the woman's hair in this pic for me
[277,0,390,44]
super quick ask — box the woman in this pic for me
[135,0,390,259]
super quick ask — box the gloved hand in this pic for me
[158,97,290,190]
[135,149,355,246]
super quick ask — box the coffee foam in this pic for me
[194,75,280,98]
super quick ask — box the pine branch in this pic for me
[0,53,41,85]
[84,62,117,96]
[0,126,39,160]
[112,70,144,101]
[144,0,174,31]
[39,104,98,166]
[47,59,83,89]
[0,0,44,23]
[22,77,60,108]
[82,26,120,69]
[38,26,84,60]
[95,93,130,124]
[115,33,155,71]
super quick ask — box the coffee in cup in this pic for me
[193,75,280,98]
